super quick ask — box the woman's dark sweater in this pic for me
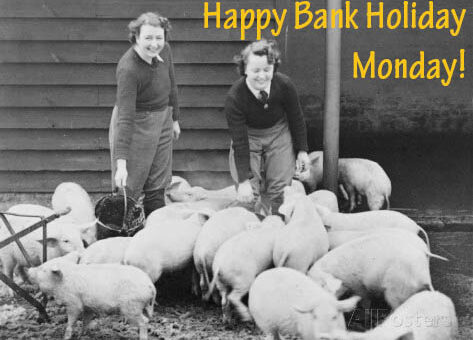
[225,72,308,182]
[114,43,179,161]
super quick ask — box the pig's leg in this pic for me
[264,332,281,340]
[1,252,16,296]
[217,281,232,323]
[64,306,81,340]
[191,267,200,297]
[211,290,221,305]
[122,306,149,340]
[80,311,96,336]
[345,186,357,212]
[366,193,384,211]
[227,287,252,322]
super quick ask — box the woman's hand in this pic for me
[115,159,128,188]
[172,121,181,140]
[296,151,310,173]
[237,179,253,203]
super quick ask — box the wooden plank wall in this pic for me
[0,0,278,192]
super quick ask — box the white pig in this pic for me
[0,224,85,296]
[249,267,360,340]
[123,211,211,284]
[193,207,260,300]
[309,189,339,212]
[27,253,155,340]
[332,291,458,340]
[51,182,97,245]
[308,231,441,309]
[273,189,329,273]
[314,204,430,250]
[205,216,283,322]
[5,203,96,247]
[79,236,131,264]
[295,151,391,212]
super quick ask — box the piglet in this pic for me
[308,230,445,309]
[205,215,284,322]
[193,207,260,300]
[330,291,458,340]
[273,188,329,273]
[27,253,155,340]
[79,236,131,264]
[249,267,360,340]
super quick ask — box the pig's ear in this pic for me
[37,237,59,248]
[63,251,81,264]
[278,201,295,223]
[292,301,315,314]
[337,295,361,313]
[325,275,342,295]
[245,221,261,230]
[78,220,96,232]
[188,208,214,225]
[49,264,63,281]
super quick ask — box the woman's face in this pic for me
[135,24,165,60]
[245,53,274,90]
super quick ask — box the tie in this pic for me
[151,57,159,68]
[259,90,269,109]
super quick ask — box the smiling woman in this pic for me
[225,39,310,215]
[109,12,181,217]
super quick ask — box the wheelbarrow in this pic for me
[0,207,70,322]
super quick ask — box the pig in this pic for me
[205,215,284,322]
[313,204,430,250]
[123,211,211,284]
[308,230,443,310]
[295,151,391,212]
[79,237,131,264]
[309,189,339,212]
[248,267,360,340]
[0,223,85,296]
[273,188,329,273]
[332,291,458,340]
[193,207,260,300]
[27,253,155,340]
[51,182,97,245]
[5,203,96,248]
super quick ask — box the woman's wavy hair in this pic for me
[128,12,171,44]
[234,39,281,76]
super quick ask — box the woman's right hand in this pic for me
[237,180,253,203]
[115,159,128,188]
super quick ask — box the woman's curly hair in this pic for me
[128,12,171,44]
[234,39,281,76]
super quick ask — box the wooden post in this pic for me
[323,0,342,192]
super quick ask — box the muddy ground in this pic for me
[0,194,472,339]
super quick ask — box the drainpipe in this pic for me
[323,0,342,192]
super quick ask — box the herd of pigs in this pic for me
[0,151,459,340]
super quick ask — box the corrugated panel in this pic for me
[0,18,274,41]
[0,85,229,107]
[0,171,233,192]
[0,129,230,150]
[0,107,228,129]
[0,0,276,192]
[0,150,229,171]
[0,64,238,85]
[0,41,248,63]
[0,0,274,18]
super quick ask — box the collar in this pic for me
[245,78,271,99]
[132,47,164,65]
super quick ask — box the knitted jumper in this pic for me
[225,72,308,182]
[114,42,179,160]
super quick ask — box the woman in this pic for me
[110,12,180,217]
[226,39,310,215]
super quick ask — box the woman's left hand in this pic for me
[172,121,181,140]
[296,151,310,173]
